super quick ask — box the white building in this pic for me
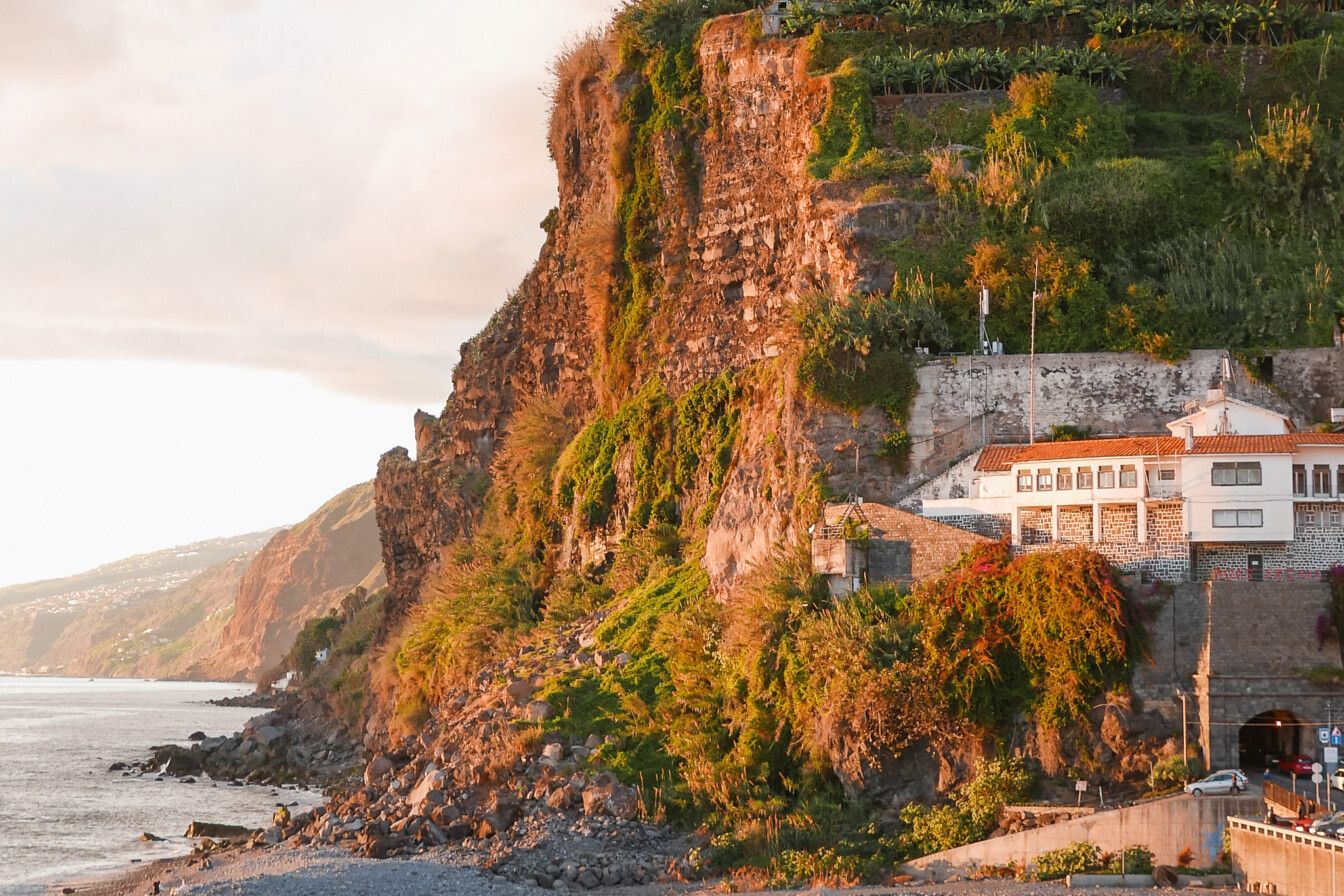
[922,394,1344,582]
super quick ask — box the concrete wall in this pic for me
[1230,817,1344,896]
[909,794,1261,876]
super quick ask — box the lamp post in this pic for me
[1175,690,1189,777]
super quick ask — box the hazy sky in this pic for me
[0,0,617,586]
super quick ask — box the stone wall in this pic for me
[1195,580,1344,768]
[1195,517,1344,582]
[859,504,991,583]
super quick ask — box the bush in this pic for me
[1149,755,1203,788]
[1034,841,1102,880]
[986,74,1130,168]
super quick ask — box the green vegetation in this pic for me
[1033,841,1155,880]
[554,373,740,528]
[520,540,1132,876]
[900,756,1034,853]
[276,587,386,732]
[809,59,878,178]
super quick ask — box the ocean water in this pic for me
[0,677,322,895]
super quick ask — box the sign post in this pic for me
[1076,780,1088,807]
[1314,764,1324,807]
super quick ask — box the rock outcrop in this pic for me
[375,15,918,617]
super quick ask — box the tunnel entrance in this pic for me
[1239,709,1307,769]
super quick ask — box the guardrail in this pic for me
[1265,780,1321,816]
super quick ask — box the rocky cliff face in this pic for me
[376,14,922,613]
[206,482,384,680]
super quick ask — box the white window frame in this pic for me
[1119,465,1138,488]
[1037,469,1053,491]
[1097,466,1116,489]
[1212,461,1262,487]
[1017,472,1033,493]
[1077,468,1093,488]
[1056,468,1073,491]
[1213,508,1264,528]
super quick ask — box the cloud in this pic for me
[0,0,618,407]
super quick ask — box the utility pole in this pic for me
[1176,690,1189,775]
[1028,260,1039,445]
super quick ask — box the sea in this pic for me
[0,676,323,895]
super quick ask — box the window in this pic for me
[1213,509,1264,528]
[1301,505,1320,527]
[1017,472,1033,492]
[1037,470,1053,491]
[1314,465,1333,497]
[1212,462,1262,486]
[1330,506,1342,527]
[1119,465,1137,488]
[1077,468,1094,488]
[1159,469,1176,481]
[1293,464,1307,496]
[1097,466,1116,489]
[1338,466,1344,496]
[1056,468,1073,491]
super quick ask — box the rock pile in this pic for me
[118,698,362,789]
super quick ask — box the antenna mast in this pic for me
[1028,259,1039,445]
[978,285,990,355]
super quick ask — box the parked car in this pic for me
[1264,752,1282,770]
[1292,815,1316,833]
[1278,754,1315,775]
[1330,768,1344,791]
[1184,770,1248,796]
[1309,810,1344,837]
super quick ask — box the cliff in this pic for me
[376,14,921,614]
[204,482,384,680]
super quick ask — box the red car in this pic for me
[1278,754,1315,775]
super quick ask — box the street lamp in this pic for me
[1175,690,1189,777]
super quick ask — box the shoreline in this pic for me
[47,848,1241,896]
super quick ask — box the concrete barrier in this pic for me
[908,794,1261,878]
[1229,817,1344,896]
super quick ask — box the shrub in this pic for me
[1034,841,1102,880]
[1149,754,1204,788]
[900,802,981,856]
[986,73,1130,168]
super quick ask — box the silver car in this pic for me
[1310,811,1344,837]
[1184,770,1248,796]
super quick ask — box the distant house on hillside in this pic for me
[810,497,990,597]
[921,391,1344,582]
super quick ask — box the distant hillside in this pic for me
[0,483,383,681]
[0,531,277,612]
[201,482,384,681]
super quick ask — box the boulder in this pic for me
[505,679,536,702]
[185,822,255,839]
[606,784,641,820]
[546,786,572,810]
[525,700,555,723]
[188,731,206,741]
[363,754,395,787]
[582,786,608,817]
[405,768,447,808]
[253,725,283,747]
[480,793,521,837]
[541,743,565,764]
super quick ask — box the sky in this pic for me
[0,0,618,586]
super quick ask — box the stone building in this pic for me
[810,498,989,597]
[921,394,1344,582]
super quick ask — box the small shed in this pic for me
[811,498,991,596]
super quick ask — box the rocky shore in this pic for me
[113,696,363,789]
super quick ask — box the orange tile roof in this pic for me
[977,432,1344,469]
[975,444,1027,472]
